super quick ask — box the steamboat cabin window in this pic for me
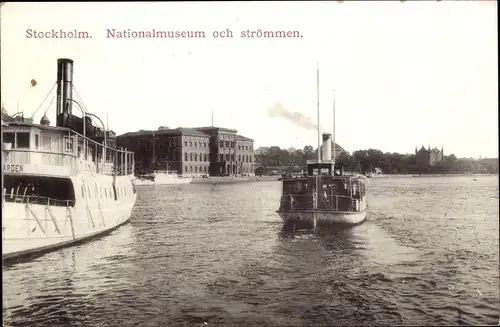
[16,132,30,148]
[2,132,14,147]
[34,134,40,149]
[64,136,74,153]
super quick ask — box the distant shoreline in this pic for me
[191,176,279,184]
[370,173,497,178]
[187,173,497,185]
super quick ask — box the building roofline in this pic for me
[195,126,238,133]
[235,135,254,142]
[118,127,209,138]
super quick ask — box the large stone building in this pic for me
[415,145,444,168]
[116,126,255,177]
[194,126,255,176]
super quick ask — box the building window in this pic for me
[220,154,224,162]
[185,141,188,146]
[231,154,235,161]
[189,141,193,147]
[195,142,197,147]
[195,166,198,172]
[225,154,230,161]
[238,154,241,161]
[185,166,188,172]
[225,141,229,148]
[184,153,188,161]
[195,153,198,161]
[190,153,193,161]
[190,166,193,172]
[230,141,234,148]
[219,140,224,148]
[204,142,207,148]
[203,153,207,162]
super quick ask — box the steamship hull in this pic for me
[2,174,136,262]
[277,209,367,226]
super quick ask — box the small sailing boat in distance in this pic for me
[276,65,369,228]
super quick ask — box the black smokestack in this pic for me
[56,58,74,125]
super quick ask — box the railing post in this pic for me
[124,150,128,175]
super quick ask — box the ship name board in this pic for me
[3,164,24,173]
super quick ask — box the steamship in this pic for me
[277,133,368,227]
[276,66,368,228]
[2,58,137,261]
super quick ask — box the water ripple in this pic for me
[3,177,499,326]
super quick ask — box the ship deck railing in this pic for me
[3,149,134,176]
[281,173,367,181]
[2,191,75,207]
[4,149,78,171]
[279,194,363,212]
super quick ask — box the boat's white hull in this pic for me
[277,210,367,226]
[154,177,192,185]
[2,174,137,261]
[133,179,154,186]
[133,176,192,186]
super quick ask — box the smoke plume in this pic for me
[266,102,324,132]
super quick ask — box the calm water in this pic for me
[2,176,499,326]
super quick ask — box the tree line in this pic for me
[254,146,499,175]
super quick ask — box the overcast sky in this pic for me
[1,1,497,158]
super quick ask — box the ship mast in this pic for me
[317,63,321,163]
[332,89,336,165]
[314,62,320,230]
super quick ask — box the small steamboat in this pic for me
[277,133,368,228]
